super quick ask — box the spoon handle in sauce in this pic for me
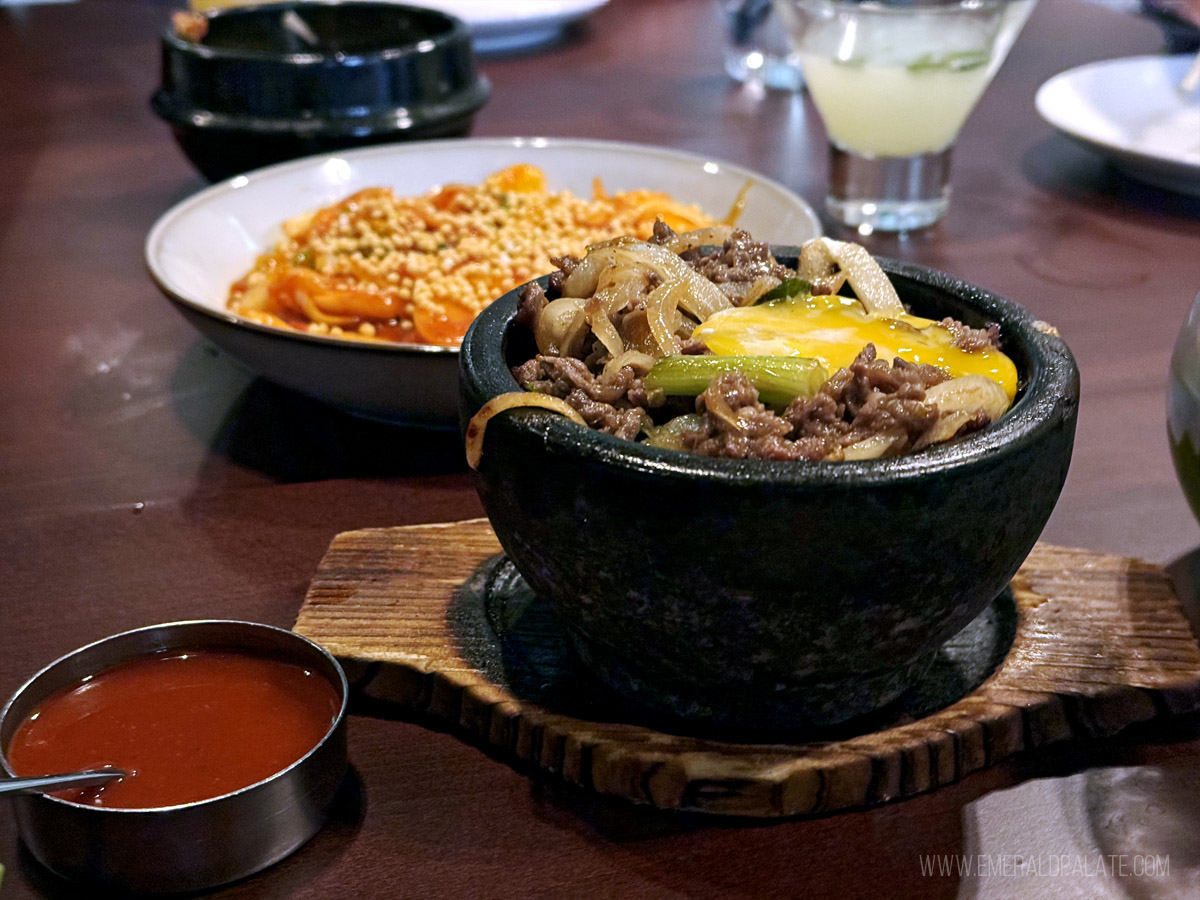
[0,769,127,797]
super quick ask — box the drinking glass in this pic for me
[1168,290,1200,523]
[720,0,806,91]
[773,0,1037,231]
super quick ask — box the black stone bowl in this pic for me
[459,253,1079,730]
[151,1,490,181]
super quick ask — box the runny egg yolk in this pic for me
[695,294,1018,401]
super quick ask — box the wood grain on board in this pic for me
[295,519,1200,817]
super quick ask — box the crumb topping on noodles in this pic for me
[226,164,725,347]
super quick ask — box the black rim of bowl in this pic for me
[161,1,470,66]
[152,1,490,136]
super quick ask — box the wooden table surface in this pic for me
[3,0,1200,897]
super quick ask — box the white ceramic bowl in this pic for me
[1035,55,1200,197]
[415,0,611,54]
[145,137,822,426]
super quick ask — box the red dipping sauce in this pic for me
[6,649,341,809]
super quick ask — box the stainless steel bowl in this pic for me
[0,620,349,893]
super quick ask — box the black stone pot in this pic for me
[151,1,490,181]
[459,253,1079,730]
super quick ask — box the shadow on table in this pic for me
[171,342,467,482]
[14,767,366,899]
[949,548,1200,899]
[1075,549,1200,900]
[1021,136,1200,221]
[1080,762,1200,899]
[345,691,980,900]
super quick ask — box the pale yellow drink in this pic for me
[799,56,994,156]
[774,0,1036,230]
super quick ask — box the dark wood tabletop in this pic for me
[4,0,1200,897]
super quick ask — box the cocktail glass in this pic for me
[773,0,1037,232]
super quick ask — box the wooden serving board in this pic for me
[294,519,1200,818]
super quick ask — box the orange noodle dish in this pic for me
[227,164,740,347]
[465,225,1020,467]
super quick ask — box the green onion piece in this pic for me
[645,355,828,408]
[755,276,812,305]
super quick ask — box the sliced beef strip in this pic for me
[681,373,820,461]
[679,348,960,461]
[938,317,1001,352]
[565,389,645,439]
[514,281,547,330]
[511,355,635,404]
[510,355,657,439]
[680,229,793,284]
[783,347,950,455]
[649,220,678,245]
[547,255,581,294]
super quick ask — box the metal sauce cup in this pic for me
[0,620,348,893]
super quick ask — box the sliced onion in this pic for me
[923,375,1010,444]
[924,374,1009,418]
[704,387,748,434]
[924,410,974,446]
[597,266,646,315]
[799,238,904,317]
[585,296,625,359]
[560,237,636,297]
[612,243,730,322]
[798,238,847,296]
[659,225,734,255]
[465,393,587,469]
[642,413,704,450]
[560,253,607,299]
[535,297,588,356]
[719,275,781,307]
[832,241,904,317]
[602,349,657,378]
[644,281,683,356]
[841,433,899,460]
[586,264,653,360]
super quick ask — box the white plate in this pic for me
[146,137,823,425]
[410,0,609,53]
[1035,54,1200,196]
